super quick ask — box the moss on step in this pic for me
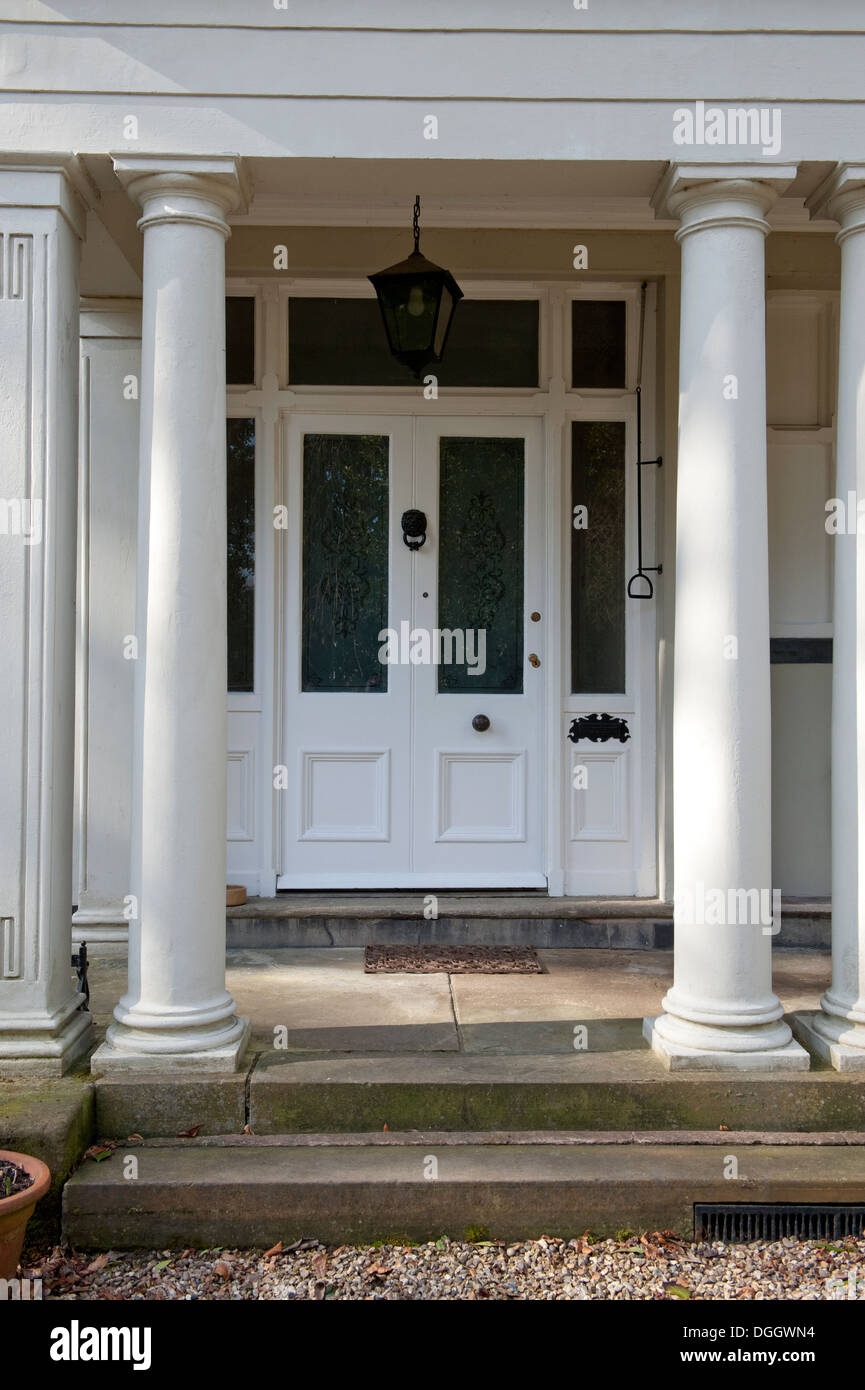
[0,1077,95,1246]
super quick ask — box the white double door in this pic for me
[279,413,546,888]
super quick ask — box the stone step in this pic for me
[93,1052,865,1138]
[224,894,829,950]
[62,1134,865,1248]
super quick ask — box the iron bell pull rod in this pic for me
[626,281,663,600]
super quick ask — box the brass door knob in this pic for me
[528,653,541,668]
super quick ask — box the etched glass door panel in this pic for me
[301,433,389,692]
[437,436,525,694]
[227,417,255,693]
[571,420,626,694]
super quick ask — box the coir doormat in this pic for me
[364,944,542,974]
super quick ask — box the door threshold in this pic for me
[276,874,549,891]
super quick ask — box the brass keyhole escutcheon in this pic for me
[530,611,541,622]
[528,653,541,668]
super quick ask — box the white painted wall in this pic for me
[766,292,838,897]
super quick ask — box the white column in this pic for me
[0,160,93,1073]
[92,157,249,1072]
[644,164,808,1070]
[794,167,865,1068]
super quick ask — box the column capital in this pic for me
[807,164,865,241]
[652,162,798,241]
[111,154,251,237]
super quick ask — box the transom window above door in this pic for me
[287,297,539,388]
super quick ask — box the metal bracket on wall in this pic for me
[626,282,662,600]
[627,385,663,599]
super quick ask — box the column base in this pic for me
[0,1009,94,1077]
[71,906,129,945]
[643,1016,810,1072]
[91,1017,250,1074]
[791,1011,865,1071]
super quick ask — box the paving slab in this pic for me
[453,949,669,1054]
[451,949,830,1054]
[226,948,458,1052]
[62,1139,865,1247]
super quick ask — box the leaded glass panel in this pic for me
[438,437,524,694]
[571,420,626,693]
[227,417,255,692]
[302,434,389,692]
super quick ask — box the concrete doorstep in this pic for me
[62,1136,865,1248]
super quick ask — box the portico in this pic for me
[0,142,856,1075]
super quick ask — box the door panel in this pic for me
[280,415,413,885]
[412,418,545,884]
[279,414,545,888]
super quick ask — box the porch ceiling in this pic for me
[79,155,839,289]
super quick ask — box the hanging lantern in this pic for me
[369,195,463,377]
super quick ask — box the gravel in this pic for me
[30,1233,865,1301]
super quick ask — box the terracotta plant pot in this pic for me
[226,884,247,907]
[0,1150,51,1281]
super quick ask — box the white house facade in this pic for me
[1,2,864,1073]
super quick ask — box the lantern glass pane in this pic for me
[434,286,453,357]
[386,274,440,355]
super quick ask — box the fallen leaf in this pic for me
[84,1144,115,1163]
[242,1124,254,1135]
[664,1282,691,1299]
[719,1124,731,1132]
[312,1251,328,1279]
[213,1260,231,1281]
[153,1259,171,1272]
[84,1254,110,1273]
[177,1124,202,1138]
[382,1123,389,1132]
[263,1241,283,1257]
[333,1245,347,1256]
[98,1291,124,1301]
[366,1262,392,1279]
[126,1134,144,1144]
